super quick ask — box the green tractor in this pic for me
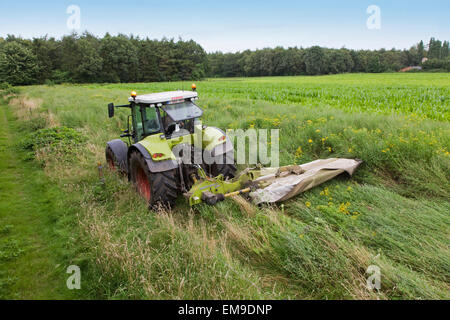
[106,87,236,208]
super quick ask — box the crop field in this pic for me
[0,73,449,299]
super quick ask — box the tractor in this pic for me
[105,86,236,208]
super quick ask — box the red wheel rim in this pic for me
[136,166,151,202]
[107,158,116,171]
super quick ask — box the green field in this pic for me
[1,73,449,299]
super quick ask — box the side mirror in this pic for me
[108,103,114,118]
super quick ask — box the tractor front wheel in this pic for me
[129,150,178,208]
[106,146,118,171]
[106,145,127,175]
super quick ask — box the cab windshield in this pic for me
[162,101,203,121]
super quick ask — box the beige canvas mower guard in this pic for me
[248,158,362,204]
[185,158,363,206]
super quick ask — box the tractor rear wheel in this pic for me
[209,153,237,179]
[129,150,178,208]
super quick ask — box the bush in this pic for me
[21,126,85,150]
[50,70,72,84]
[44,79,55,86]
[422,58,450,72]
[0,42,39,85]
[20,126,86,163]
[0,82,11,90]
[0,82,19,100]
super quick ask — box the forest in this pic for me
[0,33,448,85]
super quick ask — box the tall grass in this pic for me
[9,73,450,299]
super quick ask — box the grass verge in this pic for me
[0,103,89,299]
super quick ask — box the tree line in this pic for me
[0,33,207,85]
[207,38,449,77]
[0,33,448,86]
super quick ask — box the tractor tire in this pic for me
[105,140,128,175]
[129,150,178,208]
[209,153,237,179]
[105,145,122,174]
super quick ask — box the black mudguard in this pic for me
[106,139,128,173]
[128,143,179,174]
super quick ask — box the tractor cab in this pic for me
[127,90,202,142]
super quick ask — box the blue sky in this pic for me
[0,0,448,52]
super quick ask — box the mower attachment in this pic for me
[186,158,362,206]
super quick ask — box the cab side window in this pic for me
[133,105,144,141]
[142,106,161,135]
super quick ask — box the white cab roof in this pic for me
[129,90,198,104]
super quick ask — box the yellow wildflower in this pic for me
[339,202,351,215]
[295,146,303,158]
[320,187,329,196]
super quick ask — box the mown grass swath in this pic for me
[4,73,450,299]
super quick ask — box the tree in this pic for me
[155,38,178,81]
[175,39,207,80]
[304,46,326,75]
[136,39,160,82]
[99,34,139,83]
[0,41,39,85]
[73,38,103,82]
[367,52,382,73]
[428,37,442,59]
[32,36,59,83]
[327,49,354,74]
[381,49,403,71]
[442,41,449,58]
[417,40,425,62]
